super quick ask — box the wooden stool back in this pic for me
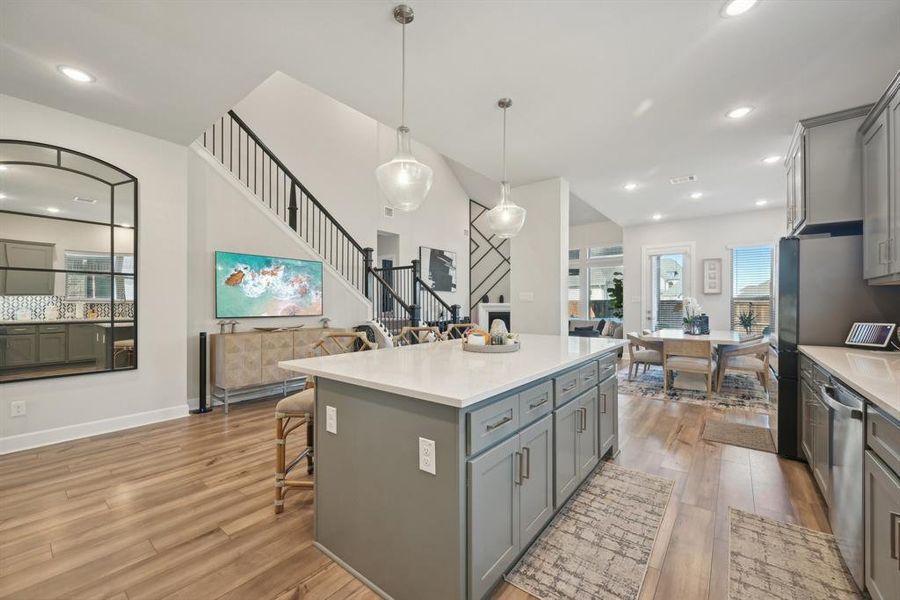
[397,326,442,345]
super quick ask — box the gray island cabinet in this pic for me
[281,334,624,600]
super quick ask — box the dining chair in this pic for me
[626,332,663,380]
[310,331,376,355]
[662,339,716,394]
[397,326,442,345]
[444,323,475,340]
[715,339,770,392]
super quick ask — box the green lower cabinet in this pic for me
[1,334,38,368]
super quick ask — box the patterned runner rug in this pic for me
[729,508,863,599]
[505,462,674,600]
[618,366,772,414]
[701,420,776,453]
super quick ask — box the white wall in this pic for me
[0,94,188,452]
[569,220,622,253]
[185,148,370,402]
[233,72,470,310]
[510,178,570,336]
[622,208,784,335]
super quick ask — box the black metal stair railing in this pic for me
[201,111,367,295]
[375,259,462,328]
[368,267,415,336]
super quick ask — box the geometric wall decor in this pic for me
[469,198,511,312]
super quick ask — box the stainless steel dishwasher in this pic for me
[820,380,865,590]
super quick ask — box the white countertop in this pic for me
[280,333,625,408]
[799,345,900,421]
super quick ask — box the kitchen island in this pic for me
[280,333,625,600]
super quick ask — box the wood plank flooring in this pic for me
[0,391,829,600]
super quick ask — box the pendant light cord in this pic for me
[400,21,406,128]
[502,105,508,182]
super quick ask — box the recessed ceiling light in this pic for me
[721,0,759,17]
[57,65,95,83]
[46,207,61,213]
[690,192,703,199]
[755,199,768,206]
[624,182,638,191]
[0,165,8,171]
[762,155,782,164]
[652,213,662,221]
[72,196,97,204]
[726,106,754,119]
[120,222,131,228]
[0,193,6,200]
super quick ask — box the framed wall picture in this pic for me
[703,258,722,294]
[419,246,457,292]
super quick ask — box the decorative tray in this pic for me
[463,341,520,354]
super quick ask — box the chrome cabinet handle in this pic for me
[514,451,522,486]
[486,415,512,431]
[521,447,530,480]
[562,381,577,393]
[528,396,548,410]
[600,393,607,414]
[891,512,900,564]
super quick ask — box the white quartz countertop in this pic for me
[799,345,900,421]
[280,334,625,408]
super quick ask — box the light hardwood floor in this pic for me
[0,390,828,600]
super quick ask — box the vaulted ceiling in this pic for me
[2,1,898,225]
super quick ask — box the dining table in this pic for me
[639,328,767,346]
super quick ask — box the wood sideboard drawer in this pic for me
[467,394,520,456]
[868,404,900,477]
[519,381,553,427]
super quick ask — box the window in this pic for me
[588,244,623,259]
[568,268,581,317]
[65,251,135,301]
[588,266,622,319]
[568,249,580,260]
[569,244,624,320]
[731,245,773,335]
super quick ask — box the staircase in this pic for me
[198,111,463,336]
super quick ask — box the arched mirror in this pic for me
[0,140,138,383]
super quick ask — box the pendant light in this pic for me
[487,98,527,238]
[375,4,433,212]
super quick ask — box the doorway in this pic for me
[641,243,694,332]
[377,231,400,313]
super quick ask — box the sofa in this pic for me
[568,318,623,339]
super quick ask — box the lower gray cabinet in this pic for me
[598,375,617,455]
[864,451,900,600]
[1,334,38,367]
[519,415,554,545]
[576,389,599,477]
[38,332,66,363]
[67,324,98,362]
[468,435,521,600]
[554,388,600,509]
[813,395,832,505]
[800,380,815,464]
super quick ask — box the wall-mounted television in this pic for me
[215,251,323,318]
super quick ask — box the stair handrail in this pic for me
[370,268,414,315]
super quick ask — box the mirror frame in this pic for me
[0,139,139,383]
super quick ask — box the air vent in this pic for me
[669,175,697,185]
[384,206,394,218]
[72,196,97,204]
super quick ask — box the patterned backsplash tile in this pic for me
[0,295,134,321]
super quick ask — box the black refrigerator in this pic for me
[777,233,900,459]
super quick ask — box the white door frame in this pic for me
[640,242,695,331]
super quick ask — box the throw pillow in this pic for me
[595,319,606,333]
[573,326,595,334]
[601,321,613,336]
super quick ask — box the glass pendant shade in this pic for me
[487,182,526,238]
[376,126,433,212]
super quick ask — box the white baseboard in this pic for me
[0,404,190,455]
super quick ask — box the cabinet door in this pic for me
[468,435,521,600]
[598,375,617,456]
[577,388,599,479]
[519,414,554,545]
[864,451,900,600]
[67,324,97,362]
[863,112,890,280]
[2,242,54,295]
[890,93,900,276]
[792,138,805,231]
[38,332,67,363]
[554,398,580,508]
[800,381,815,464]
[813,397,832,505]
[786,158,796,233]
[1,334,38,367]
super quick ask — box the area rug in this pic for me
[618,366,772,414]
[505,462,674,600]
[729,508,863,599]
[701,420,776,453]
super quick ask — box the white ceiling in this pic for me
[2,1,899,226]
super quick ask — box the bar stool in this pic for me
[274,382,315,514]
[113,339,135,367]
[397,326,442,345]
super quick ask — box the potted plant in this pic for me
[738,305,756,334]
[605,272,624,319]
[682,297,702,335]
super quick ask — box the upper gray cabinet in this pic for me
[0,241,54,295]
[861,71,900,285]
[785,105,872,235]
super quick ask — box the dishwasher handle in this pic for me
[819,385,863,421]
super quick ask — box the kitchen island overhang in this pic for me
[280,334,626,600]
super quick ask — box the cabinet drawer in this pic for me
[519,381,552,428]
[467,395,520,456]
[554,368,581,407]
[812,364,829,387]
[0,325,37,335]
[868,405,900,477]
[799,354,813,382]
[39,324,67,334]
[597,353,617,383]
[578,361,599,390]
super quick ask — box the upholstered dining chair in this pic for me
[397,326,442,346]
[715,339,770,392]
[662,339,716,394]
[626,332,663,380]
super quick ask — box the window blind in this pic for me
[731,245,773,335]
[588,244,623,259]
[64,251,135,301]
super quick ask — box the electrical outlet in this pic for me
[418,437,436,475]
[325,405,337,434]
[519,291,534,302]
[10,401,26,418]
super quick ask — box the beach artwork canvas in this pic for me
[215,251,323,318]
